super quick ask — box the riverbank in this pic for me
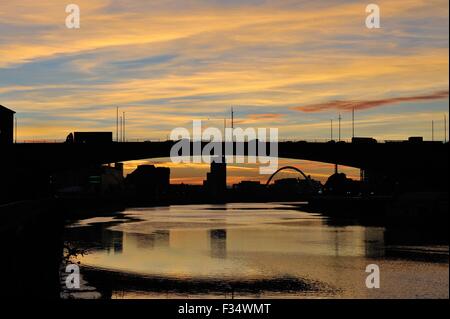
[0,200,64,298]
[297,192,448,229]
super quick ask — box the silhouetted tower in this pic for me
[338,113,342,141]
[432,120,434,141]
[122,111,126,142]
[352,107,355,138]
[445,114,448,143]
[330,119,333,141]
[119,115,122,142]
[231,107,234,129]
[116,107,119,142]
[204,156,227,200]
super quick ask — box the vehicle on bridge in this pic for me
[351,137,378,144]
[66,132,113,144]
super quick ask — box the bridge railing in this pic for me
[14,138,446,144]
[18,139,66,144]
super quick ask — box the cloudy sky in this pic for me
[0,0,448,183]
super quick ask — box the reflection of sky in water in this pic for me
[69,203,449,298]
[76,204,374,277]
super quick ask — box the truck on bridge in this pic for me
[66,132,113,144]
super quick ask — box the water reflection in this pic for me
[210,229,227,259]
[64,203,449,299]
[105,230,123,254]
[128,230,170,250]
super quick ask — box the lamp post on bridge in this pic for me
[338,113,342,142]
[330,119,333,141]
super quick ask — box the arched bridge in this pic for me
[265,166,312,187]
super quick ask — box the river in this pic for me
[61,203,449,299]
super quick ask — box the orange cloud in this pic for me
[293,90,449,113]
[246,113,283,120]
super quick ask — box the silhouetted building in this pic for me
[271,178,303,198]
[307,176,323,193]
[233,180,265,192]
[126,165,170,200]
[324,173,363,196]
[0,105,15,144]
[231,180,267,201]
[66,132,113,144]
[52,163,124,196]
[360,168,401,195]
[203,157,227,200]
[271,177,320,194]
[96,163,125,194]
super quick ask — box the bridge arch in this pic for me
[265,166,313,187]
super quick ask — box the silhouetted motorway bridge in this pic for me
[2,140,448,177]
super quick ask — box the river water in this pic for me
[62,203,449,299]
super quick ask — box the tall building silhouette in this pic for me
[203,156,227,199]
[0,105,15,144]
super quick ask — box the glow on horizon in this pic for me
[121,158,361,185]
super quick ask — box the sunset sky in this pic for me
[0,0,448,183]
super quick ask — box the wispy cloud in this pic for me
[293,90,449,113]
[246,113,284,120]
